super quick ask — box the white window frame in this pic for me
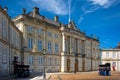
[54,34,58,39]
[2,46,8,63]
[54,43,58,53]
[48,42,52,52]
[113,52,116,58]
[38,40,42,51]
[27,26,33,32]
[0,42,2,63]
[28,56,33,65]
[47,32,52,37]
[38,56,43,65]
[28,38,33,49]
[106,52,109,58]
[37,28,43,34]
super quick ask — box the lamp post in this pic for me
[43,49,46,80]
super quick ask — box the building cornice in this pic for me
[101,58,120,61]
[100,49,120,51]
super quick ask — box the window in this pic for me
[11,27,14,44]
[27,26,33,32]
[55,58,58,65]
[18,35,20,48]
[38,40,42,51]
[54,34,58,39]
[48,57,52,65]
[54,43,58,53]
[2,46,8,63]
[37,28,43,34]
[14,31,16,45]
[0,14,2,35]
[28,38,33,49]
[48,42,52,52]
[28,56,33,65]
[0,42,2,63]
[47,32,52,37]
[38,56,43,65]
[106,52,109,58]
[113,52,116,58]
[2,19,8,38]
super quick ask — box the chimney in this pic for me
[33,7,39,17]
[54,16,59,22]
[4,7,8,12]
[22,8,26,14]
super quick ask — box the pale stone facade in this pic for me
[0,6,100,76]
[13,7,100,73]
[0,7,22,76]
[13,7,61,72]
[101,49,120,71]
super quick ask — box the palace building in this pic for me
[0,6,22,77]
[13,7,100,73]
[0,6,100,76]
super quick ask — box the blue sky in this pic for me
[1,0,120,49]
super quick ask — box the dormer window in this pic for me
[54,34,58,39]
[37,28,43,34]
[27,26,33,32]
[47,32,52,37]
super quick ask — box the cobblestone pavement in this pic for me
[1,71,120,80]
[49,71,120,80]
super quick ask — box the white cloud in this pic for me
[32,0,68,15]
[88,0,120,8]
[84,5,100,13]
[88,0,110,8]
[78,16,83,25]
[81,0,120,14]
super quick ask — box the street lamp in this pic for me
[43,49,46,80]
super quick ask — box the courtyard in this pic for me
[1,71,120,80]
[47,71,120,80]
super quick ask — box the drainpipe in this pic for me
[8,16,11,77]
[91,39,93,71]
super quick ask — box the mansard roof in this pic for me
[27,11,60,27]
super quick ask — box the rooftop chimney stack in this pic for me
[54,16,59,22]
[22,8,26,14]
[33,7,39,17]
[4,7,8,12]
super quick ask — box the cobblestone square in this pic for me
[49,71,120,80]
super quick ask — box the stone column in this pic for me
[69,36,72,54]
[61,32,65,72]
[62,33,65,53]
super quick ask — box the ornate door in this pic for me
[75,59,78,71]
[82,58,85,71]
[67,59,70,71]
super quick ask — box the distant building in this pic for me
[0,6,22,76]
[100,43,120,71]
